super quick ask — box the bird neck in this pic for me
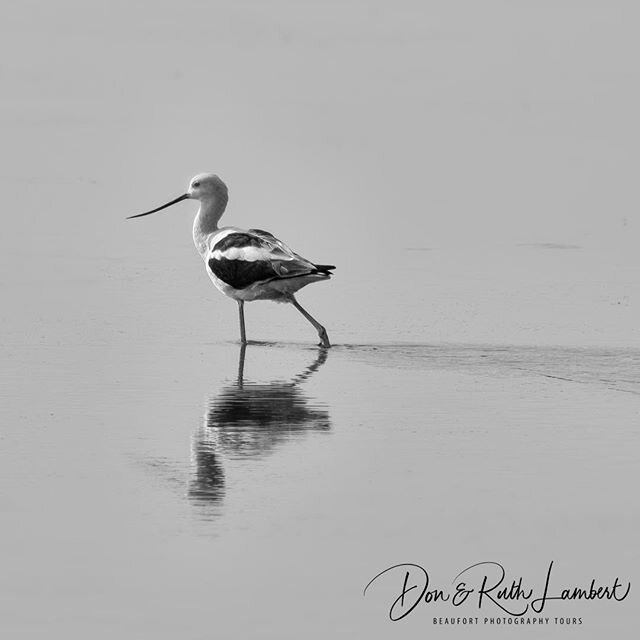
[193,195,227,258]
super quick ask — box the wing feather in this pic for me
[208,230,331,290]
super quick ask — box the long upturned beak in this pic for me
[127,193,190,219]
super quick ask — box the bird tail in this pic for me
[314,264,336,274]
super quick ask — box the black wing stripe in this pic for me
[208,257,330,290]
[212,233,263,252]
[209,258,276,289]
[248,228,277,239]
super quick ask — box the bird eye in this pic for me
[193,181,201,188]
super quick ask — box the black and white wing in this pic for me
[207,230,334,290]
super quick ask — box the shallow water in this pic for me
[2,307,639,637]
[2,193,639,638]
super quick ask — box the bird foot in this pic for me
[318,329,331,349]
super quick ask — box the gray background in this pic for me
[1,1,638,638]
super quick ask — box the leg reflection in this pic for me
[189,345,331,509]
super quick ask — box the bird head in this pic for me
[187,173,228,202]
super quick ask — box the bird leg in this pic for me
[237,300,247,344]
[290,296,330,348]
[237,342,247,387]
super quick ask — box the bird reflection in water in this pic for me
[188,345,330,508]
